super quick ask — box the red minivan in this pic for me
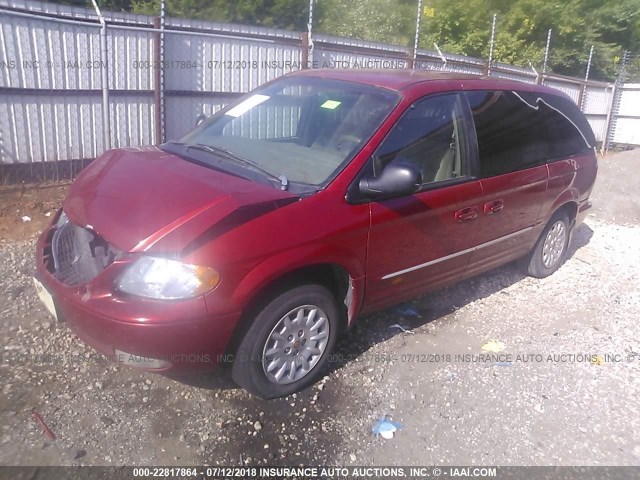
[34,70,597,398]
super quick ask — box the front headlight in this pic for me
[117,256,220,300]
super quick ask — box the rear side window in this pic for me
[535,93,595,159]
[466,90,595,178]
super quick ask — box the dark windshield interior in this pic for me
[180,77,400,186]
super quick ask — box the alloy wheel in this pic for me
[262,305,330,385]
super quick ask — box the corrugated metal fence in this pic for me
[0,0,628,183]
[611,83,640,145]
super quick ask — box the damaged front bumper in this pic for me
[33,213,238,372]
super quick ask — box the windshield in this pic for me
[179,76,400,188]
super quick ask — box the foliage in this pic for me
[321,0,640,81]
[45,0,640,80]
[315,0,416,46]
[52,0,133,9]
[129,0,308,29]
[416,0,640,80]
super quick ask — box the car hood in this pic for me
[63,147,298,253]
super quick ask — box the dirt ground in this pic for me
[0,150,639,467]
[0,184,69,244]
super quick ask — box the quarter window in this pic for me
[374,93,470,186]
[536,93,595,159]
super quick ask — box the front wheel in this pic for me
[231,284,339,399]
[522,212,570,278]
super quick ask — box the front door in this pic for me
[362,92,483,311]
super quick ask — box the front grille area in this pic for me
[50,219,118,286]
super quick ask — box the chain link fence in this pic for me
[0,0,632,184]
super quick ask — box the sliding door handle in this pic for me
[484,200,504,215]
[455,206,479,222]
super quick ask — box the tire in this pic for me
[522,212,570,278]
[231,284,339,399]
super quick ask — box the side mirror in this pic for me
[358,161,421,198]
[195,113,207,127]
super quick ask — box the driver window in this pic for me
[373,93,468,186]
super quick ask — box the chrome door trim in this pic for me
[381,226,533,280]
[474,226,533,250]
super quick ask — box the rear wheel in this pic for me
[231,284,339,399]
[522,212,570,278]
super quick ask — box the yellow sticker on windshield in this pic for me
[321,100,341,109]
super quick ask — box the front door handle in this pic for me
[484,200,504,215]
[455,206,479,223]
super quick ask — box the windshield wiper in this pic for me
[182,142,289,191]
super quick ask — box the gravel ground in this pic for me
[1,150,639,467]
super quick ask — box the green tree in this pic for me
[50,0,133,10]
[129,0,307,29]
[43,0,640,80]
[316,0,415,46]
[417,0,640,80]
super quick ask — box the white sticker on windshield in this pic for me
[321,100,341,109]
[225,94,270,117]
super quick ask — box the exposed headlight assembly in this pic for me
[117,256,220,300]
